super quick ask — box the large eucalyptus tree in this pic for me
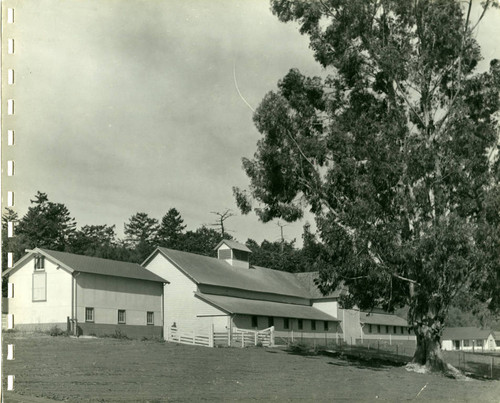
[235,0,500,371]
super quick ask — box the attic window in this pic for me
[34,256,45,270]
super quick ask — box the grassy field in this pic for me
[2,332,500,402]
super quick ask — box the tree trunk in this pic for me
[412,322,448,372]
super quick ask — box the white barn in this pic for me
[3,248,166,338]
[142,240,413,345]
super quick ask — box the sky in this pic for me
[2,0,500,246]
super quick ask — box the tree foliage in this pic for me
[157,208,186,249]
[180,226,230,257]
[235,0,500,371]
[15,191,77,254]
[69,224,120,259]
[124,212,159,262]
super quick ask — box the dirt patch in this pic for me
[3,333,500,402]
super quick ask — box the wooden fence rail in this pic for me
[167,325,275,348]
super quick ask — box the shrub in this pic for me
[288,341,313,355]
[49,325,67,337]
[112,329,129,340]
[141,335,165,343]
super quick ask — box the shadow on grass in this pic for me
[323,350,406,371]
[459,361,500,381]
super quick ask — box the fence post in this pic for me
[242,331,245,348]
[255,331,258,346]
[491,357,494,379]
[228,327,231,347]
[210,324,214,348]
[271,326,275,347]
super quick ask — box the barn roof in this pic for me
[152,247,310,298]
[5,248,166,283]
[360,312,409,327]
[195,292,339,321]
[294,272,347,299]
[442,327,493,340]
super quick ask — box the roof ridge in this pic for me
[40,248,142,265]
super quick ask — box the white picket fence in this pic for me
[232,326,274,347]
[167,326,214,347]
[166,325,275,348]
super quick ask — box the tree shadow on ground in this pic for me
[458,361,500,381]
[322,350,407,372]
[327,358,393,371]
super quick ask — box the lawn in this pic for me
[2,332,499,402]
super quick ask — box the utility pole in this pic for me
[276,221,287,253]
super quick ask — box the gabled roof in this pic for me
[4,248,167,283]
[360,312,409,327]
[214,239,252,253]
[442,327,493,340]
[195,292,339,321]
[295,272,346,299]
[151,247,311,299]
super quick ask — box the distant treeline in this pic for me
[1,191,323,271]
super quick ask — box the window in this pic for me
[298,319,303,330]
[34,255,45,270]
[400,326,404,334]
[368,324,372,334]
[377,325,381,333]
[147,312,154,325]
[311,320,316,331]
[32,272,46,301]
[218,249,231,260]
[463,339,470,347]
[283,318,290,329]
[85,307,94,323]
[268,316,274,327]
[118,310,126,324]
[251,315,258,328]
[324,321,329,331]
[393,326,397,334]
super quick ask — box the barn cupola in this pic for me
[215,240,252,269]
